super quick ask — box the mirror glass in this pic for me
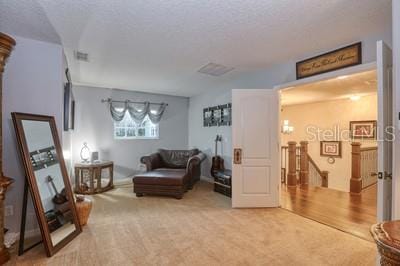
[21,120,77,246]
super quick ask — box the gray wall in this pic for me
[71,86,189,179]
[189,34,392,178]
[3,35,64,233]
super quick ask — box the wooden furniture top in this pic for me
[75,161,113,168]
[0,33,16,73]
[371,221,400,251]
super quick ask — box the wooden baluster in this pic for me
[287,141,297,187]
[350,142,362,194]
[321,171,329,187]
[299,141,309,186]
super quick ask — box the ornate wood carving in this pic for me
[371,221,400,265]
[0,32,16,264]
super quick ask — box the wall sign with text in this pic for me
[296,42,362,79]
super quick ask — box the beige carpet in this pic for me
[8,181,376,265]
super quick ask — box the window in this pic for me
[114,111,159,139]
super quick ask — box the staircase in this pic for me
[281,141,328,188]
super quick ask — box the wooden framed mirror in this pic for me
[12,112,81,256]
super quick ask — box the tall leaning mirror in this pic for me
[12,113,81,256]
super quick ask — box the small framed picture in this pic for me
[219,103,232,126]
[320,141,342,158]
[209,106,219,126]
[349,120,377,139]
[203,108,212,127]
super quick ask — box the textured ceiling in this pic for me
[0,0,61,44]
[281,70,377,106]
[0,0,392,97]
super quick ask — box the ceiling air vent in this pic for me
[197,62,234,76]
[74,51,89,62]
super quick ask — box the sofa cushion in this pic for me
[158,149,199,168]
[133,169,187,186]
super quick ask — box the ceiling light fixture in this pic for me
[349,95,361,101]
[337,75,348,80]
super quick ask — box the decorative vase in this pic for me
[75,195,92,226]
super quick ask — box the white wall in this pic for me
[3,35,64,233]
[72,86,189,179]
[281,95,377,192]
[189,34,391,178]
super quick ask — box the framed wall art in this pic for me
[296,42,362,79]
[63,69,75,131]
[211,106,220,126]
[349,120,377,139]
[203,103,232,127]
[203,108,213,127]
[219,103,232,126]
[320,141,342,158]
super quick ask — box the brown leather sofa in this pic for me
[133,149,206,199]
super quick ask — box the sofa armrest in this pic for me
[140,153,162,171]
[187,152,206,166]
[186,152,206,186]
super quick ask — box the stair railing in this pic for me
[282,141,328,187]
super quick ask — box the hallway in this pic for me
[281,184,377,241]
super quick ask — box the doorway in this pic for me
[279,69,378,240]
[231,41,393,241]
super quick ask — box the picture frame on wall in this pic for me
[63,69,75,131]
[349,120,377,139]
[320,141,342,158]
[203,103,232,127]
[219,103,232,126]
[209,106,219,126]
[203,108,213,127]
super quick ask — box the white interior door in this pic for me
[377,40,393,222]
[232,89,280,208]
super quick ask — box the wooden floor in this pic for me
[281,183,377,241]
[7,181,376,265]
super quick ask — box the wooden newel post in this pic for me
[287,141,297,187]
[350,142,362,194]
[299,141,309,185]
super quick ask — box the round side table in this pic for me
[74,161,114,194]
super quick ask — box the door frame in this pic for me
[273,61,394,212]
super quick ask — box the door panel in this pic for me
[377,40,393,222]
[242,167,271,194]
[232,89,279,208]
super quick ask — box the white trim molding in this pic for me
[392,0,400,219]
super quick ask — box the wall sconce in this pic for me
[282,120,294,134]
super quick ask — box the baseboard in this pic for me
[114,177,134,186]
[200,176,213,183]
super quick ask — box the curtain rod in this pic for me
[101,98,168,106]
